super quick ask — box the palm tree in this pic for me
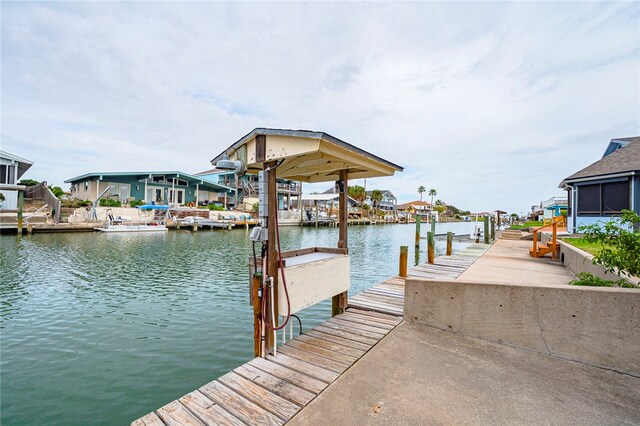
[370,190,384,215]
[428,189,437,206]
[348,185,366,204]
[417,186,426,201]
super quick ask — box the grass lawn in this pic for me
[508,221,544,230]
[561,237,606,256]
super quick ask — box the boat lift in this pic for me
[211,128,403,358]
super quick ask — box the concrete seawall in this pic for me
[405,279,639,376]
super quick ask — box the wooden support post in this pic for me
[427,231,435,264]
[252,273,262,357]
[333,170,349,317]
[446,232,453,256]
[27,223,33,235]
[17,190,24,235]
[431,214,436,234]
[415,215,421,248]
[192,223,198,232]
[552,221,558,260]
[490,217,495,241]
[265,161,278,355]
[484,216,490,244]
[399,246,408,277]
[315,201,318,228]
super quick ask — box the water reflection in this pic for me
[0,222,476,426]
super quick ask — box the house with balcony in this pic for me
[560,136,640,233]
[65,171,233,206]
[0,150,33,210]
[365,189,397,211]
[195,169,302,210]
[396,200,432,217]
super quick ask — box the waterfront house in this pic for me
[65,171,233,206]
[560,136,640,233]
[0,150,33,210]
[396,200,432,216]
[540,196,568,220]
[365,189,397,211]
[195,169,302,210]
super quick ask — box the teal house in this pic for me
[65,171,233,206]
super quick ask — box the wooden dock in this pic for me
[131,243,489,426]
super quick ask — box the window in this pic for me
[602,181,630,213]
[577,184,600,214]
[577,179,630,216]
[7,166,15,184]
[566,189,572,216]
[177,179,188,186]
[84,181,89,191]
[0,165,7,184]
[152,176,165,184]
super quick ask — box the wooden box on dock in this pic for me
[277,247,350,314]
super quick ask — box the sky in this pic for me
[2,2,639,215]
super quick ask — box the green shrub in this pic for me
[129,199,145,208]
[570,272,637,289]
[253,202,259,213]
[61,198,92,208]
[208,204,224,211]
[19,179,39,187]
[49,186,65,198]
[578,210,640,278]
[99,198,122,207]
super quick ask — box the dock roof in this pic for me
[210,128,403,183]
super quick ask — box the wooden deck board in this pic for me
[178,391,245,426]
[233,363,316,407]
[132,244,488,426]
[156,400,206,426]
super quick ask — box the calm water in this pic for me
[1,222,475,425]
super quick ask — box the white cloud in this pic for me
[1,1,638,214]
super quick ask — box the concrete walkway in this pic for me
[457,239,575,286]
[288,322,640,425]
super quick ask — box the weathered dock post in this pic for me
[332,169,349,317]
[427,231,435,264]
[484,216,490,244]
[27,223,33,235]
[251,273,262,357]
[176,220,181,230]
[17,190,24,235]
[192,223,198,232]
[446,231,453,256]
[415,215,421,248]
[490,216,495,241]
[431,213,436,234]
[399,246,408,277]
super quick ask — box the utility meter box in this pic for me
[277,247,349,315]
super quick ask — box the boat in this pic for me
[94,205,170,233]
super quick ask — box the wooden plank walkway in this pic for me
[348,243,489,315]
[132,243,489,425]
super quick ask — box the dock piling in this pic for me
[484,216,490,244]
[415,215,421,248]
[427,232,435,264]
[446,232,453,256]
[17,190,24,235]
[399,246,408,277]
[490,217,495,241]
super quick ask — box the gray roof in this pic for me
[561,137,640,185]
